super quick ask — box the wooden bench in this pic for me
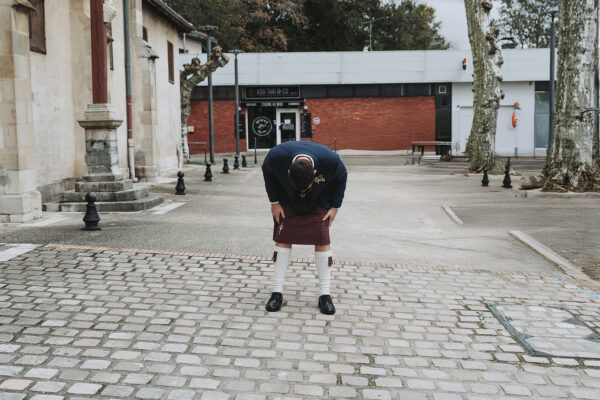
[411,141,453,156]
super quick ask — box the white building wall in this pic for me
[452,81,537,157]
[142,8,182,174]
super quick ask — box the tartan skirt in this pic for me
[273,205,330,245]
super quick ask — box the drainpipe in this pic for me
[123,0,137,182]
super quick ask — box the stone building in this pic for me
[0,0,192,222]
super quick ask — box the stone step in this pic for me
[83,173,124,182]
[75,180,133,192]
[62,187,149,202]
[59,195,163,212]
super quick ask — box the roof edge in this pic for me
[143,0,193,33]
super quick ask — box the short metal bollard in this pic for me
[502,158,512,188]
[233,155,240,170]
[222,158,230,174]
[482,168,489,187]
[82,192,100,231]
[242,155,247,168]
[204,163,213,181]
[175,171,186,195]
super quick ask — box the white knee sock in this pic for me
[315,250,333,296]
[272,246,292,293]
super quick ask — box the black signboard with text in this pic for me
[245,86,300,100]
[234,114,246,139]
[301,113,312,138]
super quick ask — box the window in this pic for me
[105,23,114,70]
[28,0,46,54]
[142,26,148,42]
[168,41,174,84]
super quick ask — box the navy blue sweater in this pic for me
[262,141,347,209]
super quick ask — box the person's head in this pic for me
[288,157,316,193]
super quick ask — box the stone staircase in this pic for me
[45,177,163,212]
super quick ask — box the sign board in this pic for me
[313,117,320,125]
[252,116,273,137]
[245,86,300,100]
[234,114,245,139]
[242,101,302,107]
[301,113,312,138]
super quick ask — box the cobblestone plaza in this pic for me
[1,243,600,399]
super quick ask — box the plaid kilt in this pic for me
[273,206,330,245]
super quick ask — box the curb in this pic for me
[523,189,600,199]
[509,230,590,281]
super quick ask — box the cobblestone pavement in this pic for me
[1,244,600,400]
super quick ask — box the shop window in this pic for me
[355,85,379,97]
[168,41,174,83]
[328,86,353,98]
[29,0,46,54]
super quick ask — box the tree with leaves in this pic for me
[543,0,600,192]
[180,46,229,160]
[496,0,559,48]
[464,0,504,172]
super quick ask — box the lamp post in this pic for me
[199,25,218,163]
[548,9,558,148]
[363,16,388,51]
[230,50,243,156]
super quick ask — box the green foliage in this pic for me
[496,0,559,48]
[164,0,448,52]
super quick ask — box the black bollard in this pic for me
[233,155,240,170]
[254,138,257,164]
[204,163,213,181]
[482,168,489,187]
[242,154,247,168]
[502,158,512,188]
[82,192,101,231]
[222,158,230,174]
[175,171,186,195]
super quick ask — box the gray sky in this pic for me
[384,0,501,49]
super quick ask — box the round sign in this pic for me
[313,117,320,125]
[252,116,273,137]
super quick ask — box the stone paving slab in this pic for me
[1,244,600,399]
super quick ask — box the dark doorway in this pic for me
[434,83,452,155]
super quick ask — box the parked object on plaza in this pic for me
[242,155,248,167]
[482,169,489,186]
[503,158,513,189]
[223,159,230,174]
[204,164,213,181]
[82,192,100,231]
[175,171,186,195]
[234,155,240,169]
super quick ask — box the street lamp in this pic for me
[230,50,243,156]
[198,25,218,163]
[548,9,558,148]
[363,16,388,51]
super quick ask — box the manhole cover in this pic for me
[487,304,600,359]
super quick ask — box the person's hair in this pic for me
[289,158,314,192]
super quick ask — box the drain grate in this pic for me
[487,303,600,359]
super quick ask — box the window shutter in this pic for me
[29,0,46,54]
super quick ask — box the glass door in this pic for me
[276,109,299,144]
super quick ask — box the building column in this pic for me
[0,1,42,223]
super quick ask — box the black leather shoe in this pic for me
[266,292,283,312]
[318,295,336,315]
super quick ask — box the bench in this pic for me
[411,141,453,156]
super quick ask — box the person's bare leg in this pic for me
[315,244,335,314]
[266,243,292,312]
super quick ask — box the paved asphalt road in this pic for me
[0,156,597,278]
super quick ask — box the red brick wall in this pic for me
[188,96,435,153]
[187,100,244,155]
[306,97,435,151]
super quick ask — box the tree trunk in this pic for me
[464,0,504,172]
[543,0,600,192]
[180,46,229,161]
